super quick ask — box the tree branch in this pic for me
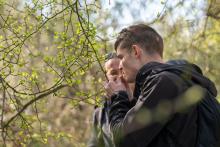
[2,84,68,129]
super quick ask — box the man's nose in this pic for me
[119,62,123,71]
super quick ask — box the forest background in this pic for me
[0,0,219,146]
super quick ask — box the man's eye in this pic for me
[117,55,123,59]
[110,70,119,75]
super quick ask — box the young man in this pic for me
[88,53,134,147]
[105,24,220,147]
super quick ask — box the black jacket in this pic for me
[109,61,218,147]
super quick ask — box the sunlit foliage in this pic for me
[0,0,219,146]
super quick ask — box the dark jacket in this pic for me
[109,61,218,147]
[88,98,137,147]
[87,101,115,147]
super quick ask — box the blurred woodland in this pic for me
[0,0,219,146]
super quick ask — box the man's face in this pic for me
[105,58,121,80]
[116,47,139,83]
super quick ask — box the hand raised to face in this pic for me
[104,76,127,97]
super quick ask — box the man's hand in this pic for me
[104,76,127,97]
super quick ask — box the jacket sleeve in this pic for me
[87,109,100,147]
[109,73,180,146]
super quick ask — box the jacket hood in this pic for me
[133,60,217,99]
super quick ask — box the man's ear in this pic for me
[131,45,142,58]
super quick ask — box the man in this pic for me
[105,24,220,147]
[88,52,134,147]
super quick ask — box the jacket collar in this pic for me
[133,62,163,100]
[133,60,217,99]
